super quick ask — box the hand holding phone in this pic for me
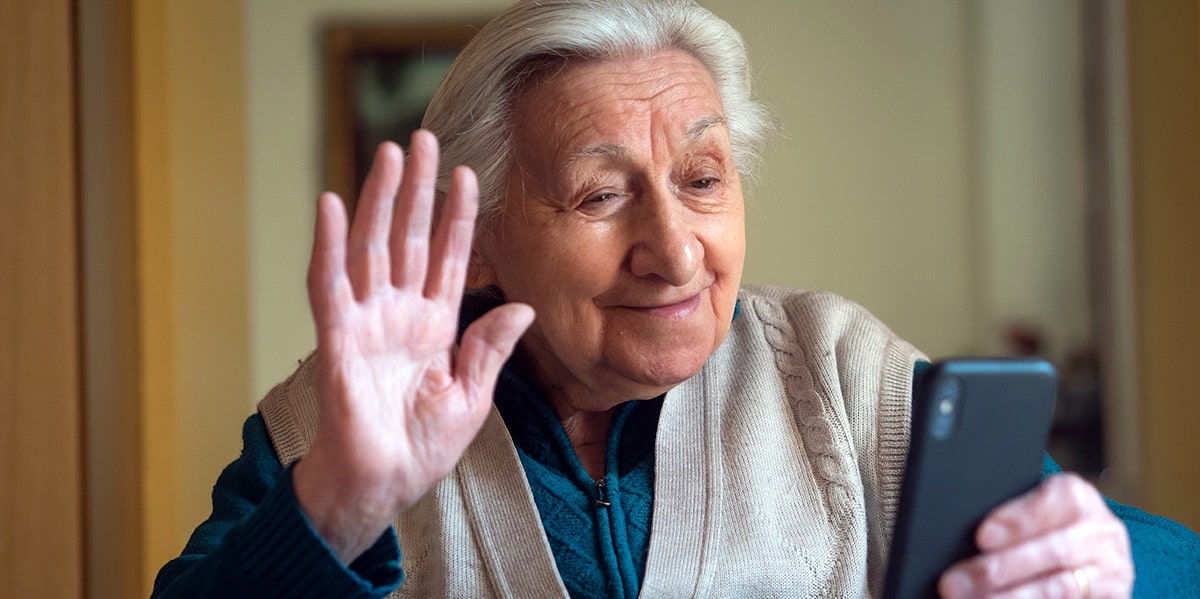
[882,358,1057,599]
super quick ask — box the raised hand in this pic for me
[292,131,534,564]
[939,473,1134,598]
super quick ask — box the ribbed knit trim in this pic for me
[456,409,570,597]
[641,361,715,597]
[875,340,922,575]
[258,353,321,467]
[231,466,401,598]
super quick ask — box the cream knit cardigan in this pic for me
[259,286,925,598]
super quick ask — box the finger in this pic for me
[985,568,1095,599]
[347,141,403,298]
[426,166,479,308]
[308,192,356,332]
[976,473,1106,550]
[456,303,535,408]
[939,520,1115,597]
[390,129,440,289]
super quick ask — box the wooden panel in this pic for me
[0,0,85,596]
[132,0,252,585]
[78,0,146,595]
[1127,0,1200,531]
[131,0,181,585]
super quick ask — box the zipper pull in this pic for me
[595,478,611,508]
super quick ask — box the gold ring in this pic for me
[1072,568,1090,599]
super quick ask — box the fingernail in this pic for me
[940,571,973,598]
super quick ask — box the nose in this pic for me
[627,190,702,286]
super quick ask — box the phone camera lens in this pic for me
[930,377,962,440]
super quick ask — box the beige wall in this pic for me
[972,1,1091,360]
[244,0,513,400]
[711,1,979,357]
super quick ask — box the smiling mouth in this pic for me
[626,293,702,319]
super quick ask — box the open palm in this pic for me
[293,131,533,564]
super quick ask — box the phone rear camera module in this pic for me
[930,376,963,440]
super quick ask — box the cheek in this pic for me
[705,211,746,277]
[495,225,622,314]
[705,213,746,317]
[542,225,628,290]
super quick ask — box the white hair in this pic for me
[421,0,774,231]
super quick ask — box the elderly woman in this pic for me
[153,1,1198,597]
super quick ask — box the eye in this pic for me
[690,177,720,190]
[575,189,628,217]
[586,192,616,204]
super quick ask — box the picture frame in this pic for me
[322,20,484,214]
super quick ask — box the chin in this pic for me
[612,345,715,398]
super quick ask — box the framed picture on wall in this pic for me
[322,20,484,214]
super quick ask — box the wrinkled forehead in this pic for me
[507,50,730,173]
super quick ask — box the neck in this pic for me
[556,405,614,480]
[506,342,631,479]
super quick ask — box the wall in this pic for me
[244,0,512,399]
[972,2,1091,360]
[709,1,979,357]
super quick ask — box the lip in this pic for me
[625,293,702,319]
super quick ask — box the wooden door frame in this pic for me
[1127,0,1200,531]
[1,0,86,595]
[77,0,146,596]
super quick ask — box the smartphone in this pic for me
[882,358,1057,599]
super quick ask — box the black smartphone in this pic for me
[882,358,1057,599]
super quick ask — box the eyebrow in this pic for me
[686,114,728,139]
[564,114,728,167]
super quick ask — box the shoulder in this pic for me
[738,284,892,330]
[729,285,925,449]
[735,284,923,366]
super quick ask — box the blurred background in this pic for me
[3,0,1197,596]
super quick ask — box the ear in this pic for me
[466,246,499,289]
[439,188,497,289]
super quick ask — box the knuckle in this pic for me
[1049,571,1076,599]
[976,557,1004,587]
[1047,530,1074,565]
[1065,475,1095,502]
[1048,472,1078,496]
[1105,519,1132,552]
[1050,473,1103,516]
[1061,471,1086,485]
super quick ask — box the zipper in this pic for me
[594,478,612,508]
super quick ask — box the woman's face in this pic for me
[473,50,745,414]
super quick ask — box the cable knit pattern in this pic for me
[258,286,924,598]
[755,293,865,597]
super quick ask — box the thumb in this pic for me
[456,303,535,400]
